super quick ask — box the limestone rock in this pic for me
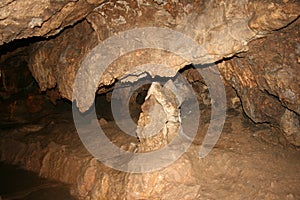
[0,0,105,45]
[1,0,300,147]
[22,0,299,112]
[125,153,200,200]
[218,19,300,146]
[136,81,181,152]
[280,109,300,146]
[28,20,98,100]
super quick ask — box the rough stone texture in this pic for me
[218,19,300,146]
[1,1,300,198]
[181,66,242,110]
[0,0,299,144]
[0,0,105,45]
[125,153,201,200]
[1,0,299,145]
[23,0,299,112]
[136,81,181,152]
[124,80,200,199]
[1,102,300,199]
[0,46,34,97]
[28,19,98,100]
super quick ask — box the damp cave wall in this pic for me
[0,0,299,146]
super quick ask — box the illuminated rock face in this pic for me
[0,0,299,144]
[0,0,105,45]
[217,20,300,146]
[0,2,300,199]
[136,81,182,152]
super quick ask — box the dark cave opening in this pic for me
[1,39,299,198]
[0,6,299,199]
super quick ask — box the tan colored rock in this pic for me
[248,0,300,34]
[218,19,300,145]
[125,153,200,200]
[23,0,299,112]
[0,0,105,45]
[1,0,300,147]
[76,159,98,198]
[28,19,98,100]
[280,109,300,146]
[98,118,108,126]
[1,105,300,199]
[136,81,181,152]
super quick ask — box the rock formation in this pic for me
[0,0,300,199]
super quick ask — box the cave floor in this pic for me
[0,95,299,199]
[0,162,75,200]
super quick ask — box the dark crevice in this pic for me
[263,89,300,117]
[0,37,44,57]
[272,15,300,32]
[0,17,88,57]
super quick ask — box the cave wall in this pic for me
[0,0,105,45]
[218,20,300,145]
[0,0,299,146]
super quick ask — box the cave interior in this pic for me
[0,0,299,199]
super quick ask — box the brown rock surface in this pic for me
[218,19,300,145]
[136,81,181,152]
[0,0,105,45]
[0,100,299,199]
[1,0,300,198]
[21,0,299,112]
[0,0,299,145]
